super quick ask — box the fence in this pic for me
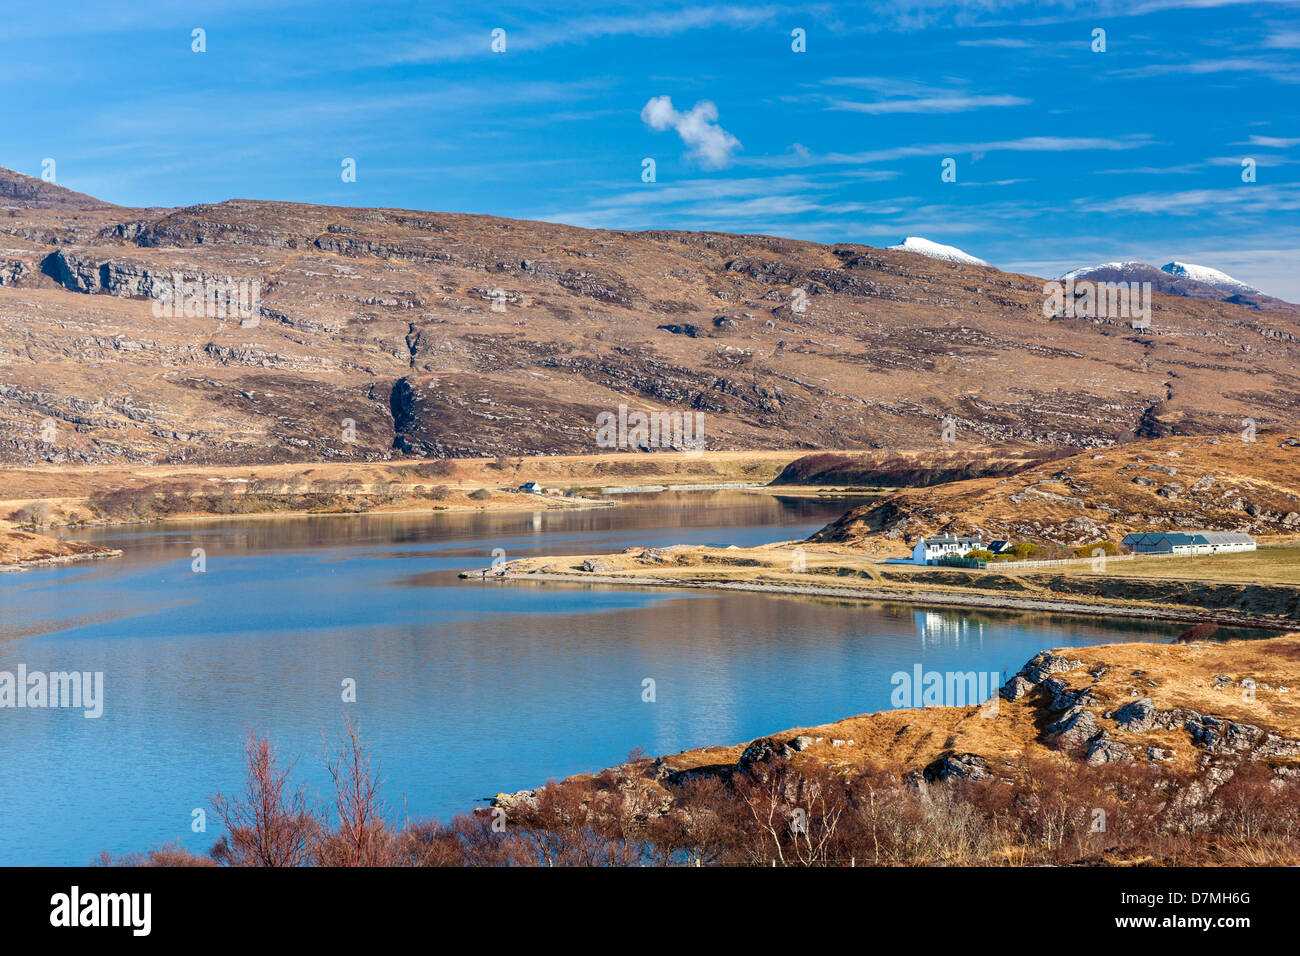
[979,550,1253,572]
[988,553,1135,571]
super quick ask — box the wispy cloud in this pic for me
[1119,56,1300,83]
[1238,134,1300,148]
[1207,155,1298,167]
[1262,27,1300,48]
[386,4,791,64]
[1080,183,1300,215]
[809,76,1029,115]
[749,134,1154,168]
[827,93,1029,114]
[956,37,1032,48]
[1095,163,1205,175]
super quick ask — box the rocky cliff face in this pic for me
[2,166,1299,465]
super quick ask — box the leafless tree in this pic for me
[209,733,318,866]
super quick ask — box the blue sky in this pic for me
[3,0,1299,297]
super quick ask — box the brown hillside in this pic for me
[2,168,1300,465]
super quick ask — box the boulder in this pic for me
[923,752,991,782]
[1021,652,1084,684]
[737,737,781,770]
[1187,716,1263,754]
[1110,697,1156,733]
[1086,736,1133,766]
[1000,675,1034,701]
[1045,706,1102,750]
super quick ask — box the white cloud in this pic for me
[828,94,1029,114]
[1095,163,1204,175]
[387,4,787,64]
[1239,135,1300,148]
[641,96,742,168]
[1119,56,1300,83]
[1079,184,1300,215]
[1263,28,1300,49]
[956,37,1032,47]
[746,134,1153,168]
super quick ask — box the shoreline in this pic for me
[2,485,876,572]
[0,448,864,571]
[484,570,1298,631]
[0,497,616,572]
[0,547,124,574]
[63,494,616,529]
[488,632,1300,867]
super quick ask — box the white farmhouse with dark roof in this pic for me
[911,535,984,565]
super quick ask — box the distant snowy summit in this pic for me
[887,237,989,267]
[1160,261,1259,296]
[1060,260,1149,282]
[1062,259,1257,296]
[1058,259,1290,311]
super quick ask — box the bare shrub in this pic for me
[315,719,397,866]
[10,501,53,529]
[209,734,318,866]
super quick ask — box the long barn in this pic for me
[1121,531,1256,555]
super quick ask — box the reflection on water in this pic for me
[0,491,1196,865]
[915,610,986,650]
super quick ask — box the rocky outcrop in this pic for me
[923,752,991,781]
[1085,736,1133,765]
[1045,706,1102,750]
[1110,697,1156,733]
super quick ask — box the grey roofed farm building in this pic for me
[1121,531,1255,555]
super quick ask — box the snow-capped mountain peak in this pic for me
[1059,261,1149,281]
[1160,261,1259,296]
[887,236,989,266]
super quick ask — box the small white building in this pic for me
[519,481,545,494]
[1122,531,1256,555]
[911,535,984,565]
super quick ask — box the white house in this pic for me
[1121,531,1256,555]
[911,535,984,565]
[519,481,545,495]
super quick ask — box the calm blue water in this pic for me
[0,491,1187,865]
